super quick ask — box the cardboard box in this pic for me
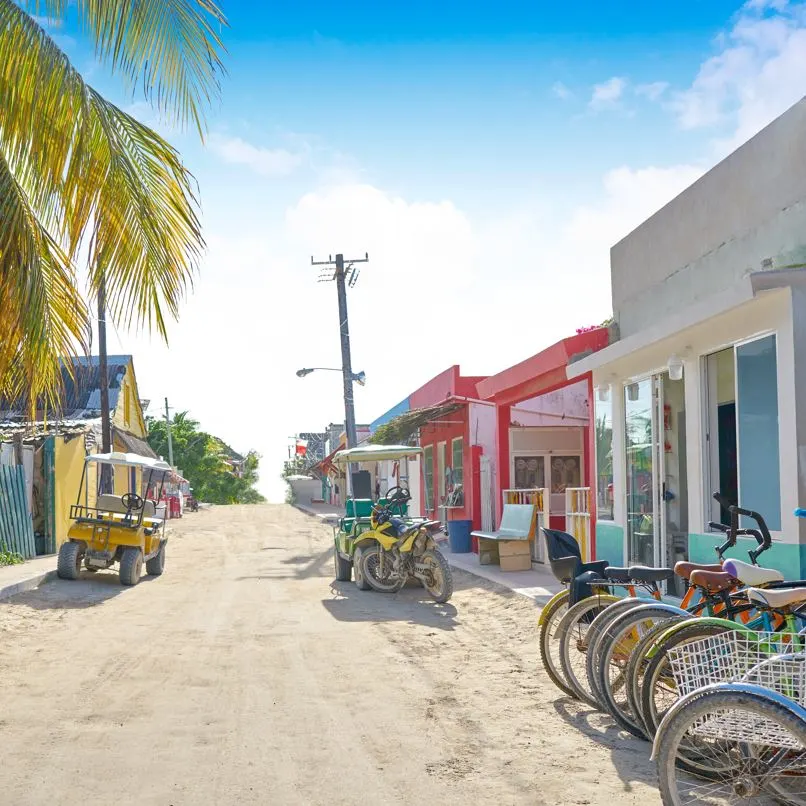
[500,553,532,572]
[498,539,530,558]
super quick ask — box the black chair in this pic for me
[542,527,609,604]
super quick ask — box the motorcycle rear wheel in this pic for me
[360,545,405,593]
[420,550,453,603]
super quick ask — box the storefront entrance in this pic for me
[625,372,688,594]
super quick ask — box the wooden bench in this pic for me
[471,504,536,571]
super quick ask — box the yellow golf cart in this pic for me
[57,452,171,586]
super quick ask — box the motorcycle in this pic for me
[355,487,453,604]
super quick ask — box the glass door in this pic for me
[625,379,656,567]
[656,374,689,596]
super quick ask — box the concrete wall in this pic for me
[612,98,806,340]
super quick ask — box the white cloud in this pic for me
[112,161,704,502]
[635,81,670,101]
[552,81,573,100]
[673,0,806,151]
[209,134,305,177]
[589,77,627,111]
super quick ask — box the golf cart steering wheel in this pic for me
[385,486,411,515]
[121,493,144,513]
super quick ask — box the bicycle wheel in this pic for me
[597,604,690,739]
[641,622,734,740]
[655,688,806,806]
[538,590,575,697]
[556,593,620,706]
[625,616,689,740]
[585,597,648,709]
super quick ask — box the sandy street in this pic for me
[0,505,660,806]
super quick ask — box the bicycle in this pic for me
[651,625,806,803]
[636,503,806,742]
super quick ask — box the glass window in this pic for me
[451,438,464,486]
[595,393,614,520]
[736,335,781,530]
[423,446,433,510]
[513,455,545,489]
[704,336,781,531]
[437,442,446,501]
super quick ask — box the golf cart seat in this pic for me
[340,498,374,534]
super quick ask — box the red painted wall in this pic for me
[418,407,478,527]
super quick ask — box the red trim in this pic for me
[477,329,609,403]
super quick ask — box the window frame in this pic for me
[451,437,464,487]
[423,445,434,511]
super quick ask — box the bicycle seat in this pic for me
[746,586,806,609]
[689,569,735,593]
[627,566,675,583]
[674,561,724,581]
[603,567,632,582]
[722,558,784,586]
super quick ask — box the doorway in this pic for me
[624,373,688,589]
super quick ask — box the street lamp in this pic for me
[296,367,366,386]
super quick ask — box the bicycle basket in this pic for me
[668,631,806,747]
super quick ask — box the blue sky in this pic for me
[44,0,806,498]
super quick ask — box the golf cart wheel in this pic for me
[353,545,371,591]
[119,547,143,586]
[334,544,352,582]
[57,541,82,580]
[146,541,166,577]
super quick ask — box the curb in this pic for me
[0,569,57,603]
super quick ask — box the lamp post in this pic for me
[296,366,366,498]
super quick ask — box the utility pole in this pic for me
[312,252,369,497]
[311,252,368,450]
[97,275,112,492]
[164,397,174,467]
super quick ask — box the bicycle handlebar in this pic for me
[710,492,771,562]
[727,503,772,562]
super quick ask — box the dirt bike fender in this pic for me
[354,531,397,551]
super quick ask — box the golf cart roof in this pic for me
[331,444,423,466]
[85,452,172,471]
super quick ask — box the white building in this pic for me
[569,97,806,586]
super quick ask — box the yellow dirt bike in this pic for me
[354,489,453,603]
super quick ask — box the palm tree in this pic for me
[0,1,227,408]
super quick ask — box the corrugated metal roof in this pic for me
[0,355,131,420]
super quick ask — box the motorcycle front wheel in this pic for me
[360,545,405,593]
[420,550,453,603]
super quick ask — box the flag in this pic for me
[295,439,308,456]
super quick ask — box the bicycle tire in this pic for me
[585,597,648,709]
[624,615,689,739]
[597,604,690,738]
[556,593,620,706]
[641,621,734,739]
[655,688,806,803]
[538,590,575,697]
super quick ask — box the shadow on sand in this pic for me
[321,580,459,630]
[1,571,155,611]
[551,698,658,792]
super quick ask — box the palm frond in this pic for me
[21,0,227,134]
[0,3,204,340]
[0,148,89,409]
